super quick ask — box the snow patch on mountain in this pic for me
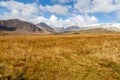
[83,23,120,32]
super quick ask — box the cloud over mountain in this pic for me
[0,0,120,28]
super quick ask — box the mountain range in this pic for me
[0,19,120,34]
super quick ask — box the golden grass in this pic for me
[0,34,120,80]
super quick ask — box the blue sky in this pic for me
[0,0,120,27]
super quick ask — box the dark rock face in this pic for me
[0,19,42,33]
[37,22,55,32]
[0,25,16,31]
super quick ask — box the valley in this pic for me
[0,19,120,80]
[1,0,120,80]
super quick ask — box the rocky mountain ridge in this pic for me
[0,19,42,33]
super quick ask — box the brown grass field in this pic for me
[0,34,120,80]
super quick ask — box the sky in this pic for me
[0,0,120,27]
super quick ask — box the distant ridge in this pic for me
[0,19,42,33]
[62,23,120,33]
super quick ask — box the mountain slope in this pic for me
[65,23,120,34]
[37,22,55,33]
[0,19,42,33]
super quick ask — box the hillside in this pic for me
[64,23,120,34]
[0,19,42,33]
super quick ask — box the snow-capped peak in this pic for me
[82,23,120,32]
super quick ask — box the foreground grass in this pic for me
[0,34,120,80]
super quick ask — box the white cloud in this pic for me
[62,15,98,27]
[0,1,39,21]
[90,0,120,13]
[50,15,58,23]
[75,0,90,14]
[29,16,48,24]
[31,14,98,27]
[75,0,120,14]
[0,0,98,28]
[0,1,38,14]
[39,4,69,15]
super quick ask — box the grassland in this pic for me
[0,34,120,80]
